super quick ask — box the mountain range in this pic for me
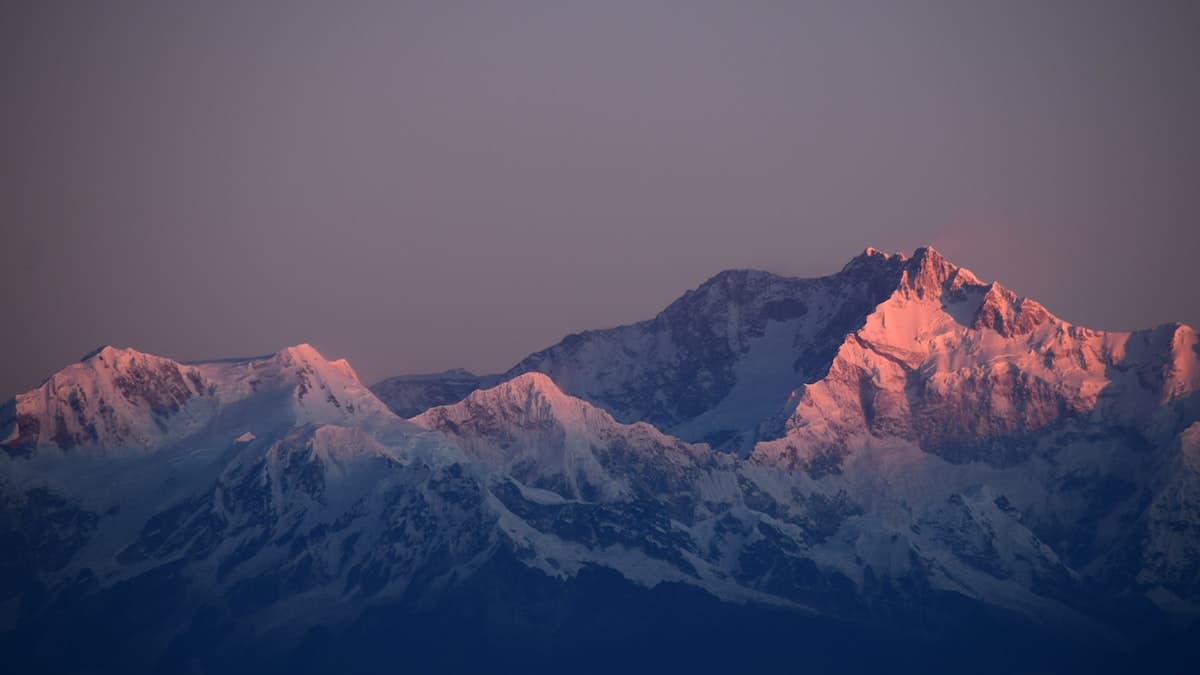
[3,247,1198,674]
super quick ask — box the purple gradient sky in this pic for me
[3,1,1199,398]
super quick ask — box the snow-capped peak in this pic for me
[1,343,399,455]
[0,345,212,453]
[269,342,339,371]
[412,372,704,499]
[481,371,570,404]
[898,245,975,297]
[79,343,131,362]
[970,282,1052,337]
[754,252,1197,472]
[840,246,906,273]
[78,343,172,368]
[413,372,616,440]
[265,343,366,387]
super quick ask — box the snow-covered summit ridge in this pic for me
[753,247,1200,469]
[413,372,684,444]
[411,372,708,500]
[412,372,612,440]
[833,246,1048,336]
[839,246,905,273]
[500,246,1073,453]
[1,343,398,455]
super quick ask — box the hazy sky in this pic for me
[3,1,1199,398]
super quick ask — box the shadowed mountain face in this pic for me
[370,369,501,418]
[3,247,1199,674]
[503,250,910,453]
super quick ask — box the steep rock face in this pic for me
[752,248,1200,471]
[0,346,215,454]
[496,246,1198,469]
[1097,420,1200,606]
[505,250,907,453]
[971,283,1052,337]
[740,249,1200,601]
